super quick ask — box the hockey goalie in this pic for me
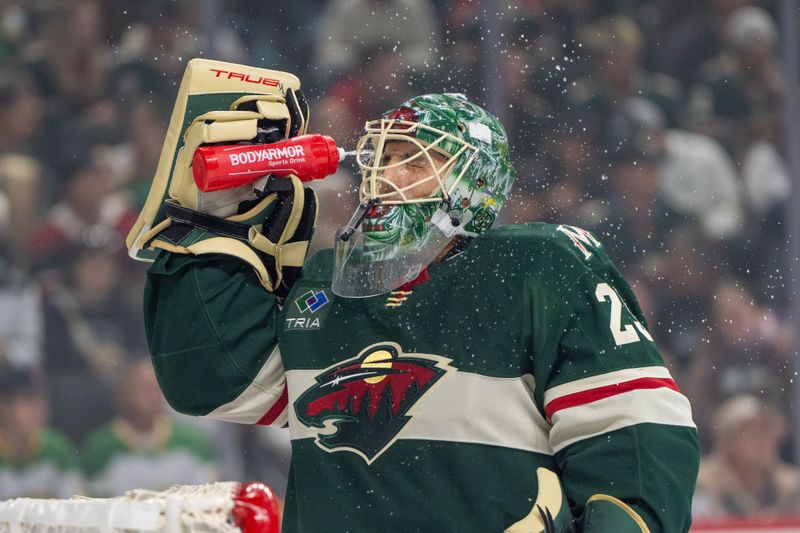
[132,59,699,532]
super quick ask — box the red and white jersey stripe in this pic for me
[207,345,289,426]
[544,366,695,452]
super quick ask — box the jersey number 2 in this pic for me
[595,283,654,346]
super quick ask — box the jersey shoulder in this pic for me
[302,248,334,281]
[301,222,616,290]
[473,222,616,290]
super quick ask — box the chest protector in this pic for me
[126,58,317,296]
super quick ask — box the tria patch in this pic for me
[295,289,329,313]
[284,288,333,331]
[284,317,321,329]
[293,342,455,463]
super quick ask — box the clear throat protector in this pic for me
[332,202,457,297]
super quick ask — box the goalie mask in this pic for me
[332,93,516,297]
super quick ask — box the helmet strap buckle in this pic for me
[430,203,462,238]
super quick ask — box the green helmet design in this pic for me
[355,93,517,237]
[332,94,516,298]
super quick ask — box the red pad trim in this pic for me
[544,377,680,420]
[256,384,288,426]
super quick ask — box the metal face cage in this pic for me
[354,118,479,206]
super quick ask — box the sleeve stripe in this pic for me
[549,388,696,452]
[257,383,288,425]
[544,377,680,419]
[544,366,673,403]
[206,345,286,425]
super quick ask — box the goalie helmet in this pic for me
[332,93,516,297]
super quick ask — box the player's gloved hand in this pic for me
[156,94,318,297]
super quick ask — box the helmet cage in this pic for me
[355,118,480,206]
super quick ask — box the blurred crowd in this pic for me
[0,0,798,522]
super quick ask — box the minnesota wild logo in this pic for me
[294,342,455,463]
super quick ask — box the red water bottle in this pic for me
[193,134,343,192]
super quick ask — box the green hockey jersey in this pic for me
[81,417,216,497]
[144,222,699,532]
[0,428,82,499]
